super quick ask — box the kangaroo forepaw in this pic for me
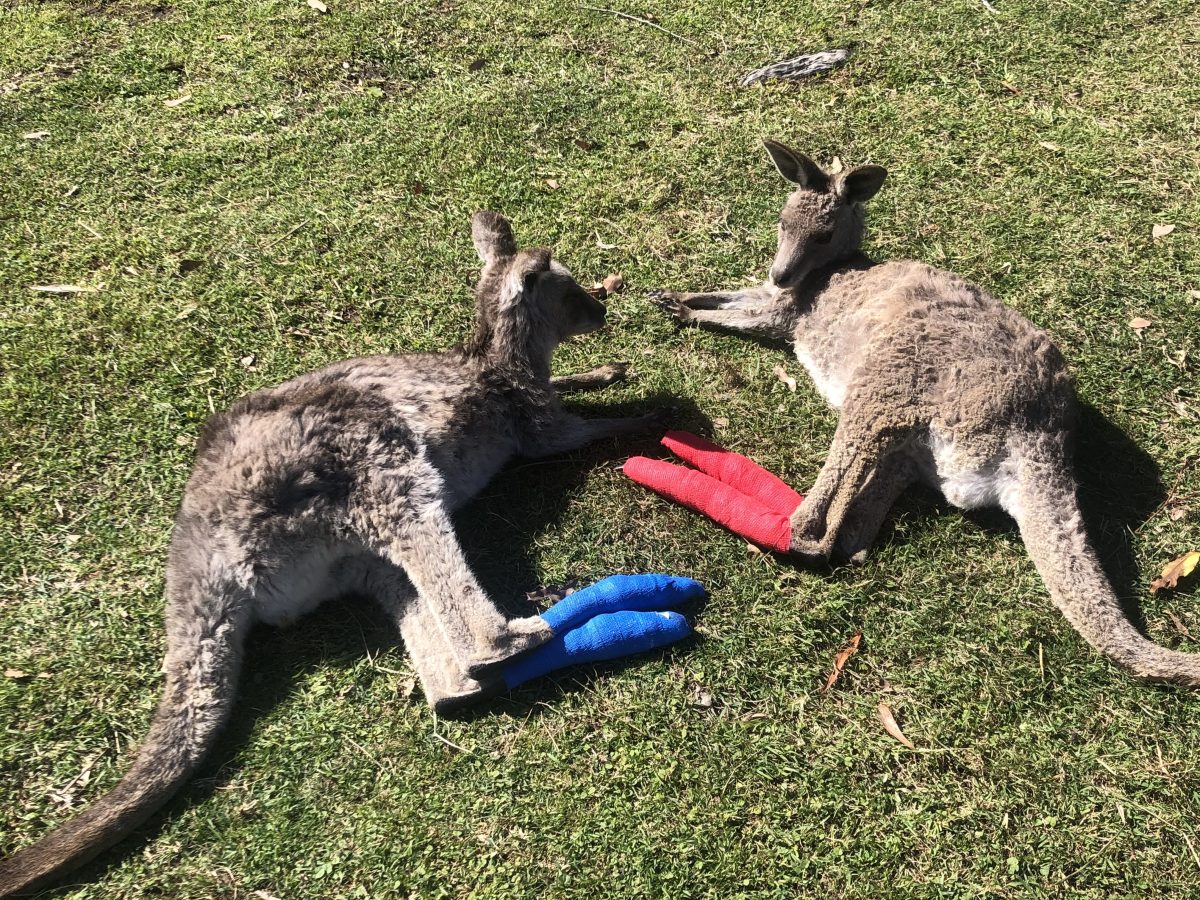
[635,408,673,430]
[650,290,693,323]
[596,362,630,385]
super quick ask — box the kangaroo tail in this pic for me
[1010,432,1200,686]
[0,595,248,897]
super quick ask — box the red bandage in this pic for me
[623,432,804,554]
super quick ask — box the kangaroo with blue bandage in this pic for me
[0,214,700,897]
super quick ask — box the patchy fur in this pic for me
[0,212,656,897]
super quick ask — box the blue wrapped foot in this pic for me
[502,574,703,690]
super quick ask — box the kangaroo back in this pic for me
[1010,432,1200,686]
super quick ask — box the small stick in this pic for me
[1184,833,1200,871]
[345,736,386,772]
[580,5,699,46]
[432,730,473,754]
[262,221,307,249]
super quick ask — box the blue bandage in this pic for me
[500,573,703,690]
[538,574,705,633]
[503,610,691,690]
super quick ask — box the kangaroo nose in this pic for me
[768,267,783,286]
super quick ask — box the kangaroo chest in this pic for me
[790,307,878,410]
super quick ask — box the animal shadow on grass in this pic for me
[60,394,706,890]
[875,399,1165,635]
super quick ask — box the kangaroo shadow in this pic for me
[1068,400,1166,628]
[56,393,707,892]
[880,399,1164,629]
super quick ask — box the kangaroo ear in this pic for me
[501,248,552,304]
[762,139,828,190]
[472,210,518,264]
[837,164,887,204]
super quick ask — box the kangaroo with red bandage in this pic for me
[627,139,1200,689]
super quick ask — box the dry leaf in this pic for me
[23,131,50,140]
[1169,507,1187,522]
[252,892,284,900]
[713,416,729,430]
[306,0,328,11]
[1189,290,1200,301]
[1150,551,1200,594]
[773,364,797,392]
[1152,223,1175,240]
[545,178,560,190]
[574,139,594,152]
[1129,316,1152,330]
[1000,81,1022,95]
[4,668,29,680]
[822,631,862,693]
[1038,141,1062,152]
[467,58,485,72]
[29,284,100,293]
[525,582,577,605]
[878,703,915,748]
[396,676,416,699]
[239,353,257,369]
[163,94,192,107]
[690,684,714,709]
[602,273,624,294]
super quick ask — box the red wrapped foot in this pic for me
[660,431,803,515]
[623,456,793,553]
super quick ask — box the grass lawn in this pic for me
[2,0,1199,896]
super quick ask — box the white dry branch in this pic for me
[739,49,850,87]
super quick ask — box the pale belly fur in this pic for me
[253,544,346,627]
[793,346,1024,520]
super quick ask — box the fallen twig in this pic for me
[432,729,473,755]
[580,6,699,46]
[739,49,850,87]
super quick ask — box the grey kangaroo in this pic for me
[0,211,653,896]
[654,139,1199,688]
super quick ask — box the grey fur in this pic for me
[0,211,655,897]
[654,139,1200,690]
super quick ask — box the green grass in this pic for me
[2,0,1200,896]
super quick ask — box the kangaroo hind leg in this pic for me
[790,399,914,561]
[356,468,552,677]
[345,555,497,711]
[832,453,919,564]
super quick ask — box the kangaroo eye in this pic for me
[813,231,834,244]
